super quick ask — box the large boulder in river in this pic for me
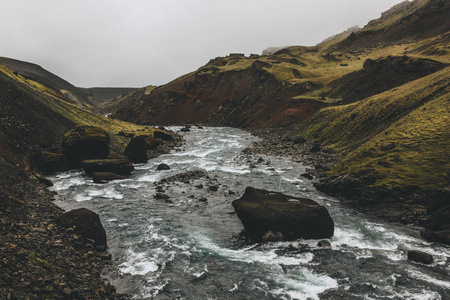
[124,135,148,163]
[62,126,110,166]
[58,208,107,248]
[80,157,134,176]
[232,187,334,241]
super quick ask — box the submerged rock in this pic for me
[61,126,110,166]
[232,187,334,241]
[81,158,134,176]
[157,163,171,170]
[407,250,433,265]
[58,208,107,248]
[92,172,126,183]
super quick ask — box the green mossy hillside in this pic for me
[294,67,450,188]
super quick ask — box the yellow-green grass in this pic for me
[0,64,158,153]
[294,67,450,188]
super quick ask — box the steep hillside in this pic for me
[0,58,161,299]
[107,0,449,128]
[0,57,99,110]
[334,0,450,51]
[104,0,450,243]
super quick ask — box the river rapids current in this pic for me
[48,127,450,299]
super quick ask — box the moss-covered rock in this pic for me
[232,187,334,241]
[62,125,110,166]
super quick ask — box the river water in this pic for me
[48,127,450,299]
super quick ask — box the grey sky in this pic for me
[1,0,404,87]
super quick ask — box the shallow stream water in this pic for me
[49,127,450,299]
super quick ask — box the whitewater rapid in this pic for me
[49,127,450,299]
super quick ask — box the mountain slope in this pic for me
[334,0,450,51]
[104,0,450,243]
[0,57,100,110]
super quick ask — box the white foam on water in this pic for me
[281,176,302,183]
[50,176,86,191]
[269,269,338,300]
[408,269,450,289]
[194,234,313,265]
[217,165,251,174]
[136,173,163,182]
[332,227,397,251]
[74,194,92,202]
[119,250,159,276]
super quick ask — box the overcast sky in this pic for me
[1,0,404,87]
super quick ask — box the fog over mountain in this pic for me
[1,0,405,87]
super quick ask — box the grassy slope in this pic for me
[0,63,156,157]
[294,67,449,189]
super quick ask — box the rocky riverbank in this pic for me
[246,128,450,245]
[0,128,182,299]
[0,164,124,299]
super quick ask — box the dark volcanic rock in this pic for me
[58,208,107,248]
[32,151,68,173]
[61,126,110,166]
[407,250,434,265]
[157,163,171,170]
[154,130,173,141]
[124,135,148,163]
[81,158,134,176]
[92,172,126,183]
[232,187,334,241]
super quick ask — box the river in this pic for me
[48,127,450,299]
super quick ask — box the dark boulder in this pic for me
[232,187,334,241]
[92,172,127,183]
[157,163,171,170]
[407,250,433,265]
[154,130,173,141]
[311,144,321,153]
[317,240,332,249]
[208,185,219,192]
[32,151,68,173]
[61,126,110,166]
[180,127,190,132]
[80,158,134,176]
[293,136,306,144]
[58,208,107,248]
[124,135,148,163]
[300,173,314,180]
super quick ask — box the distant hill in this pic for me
[80,87,139,103]
[0,57,99,110]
